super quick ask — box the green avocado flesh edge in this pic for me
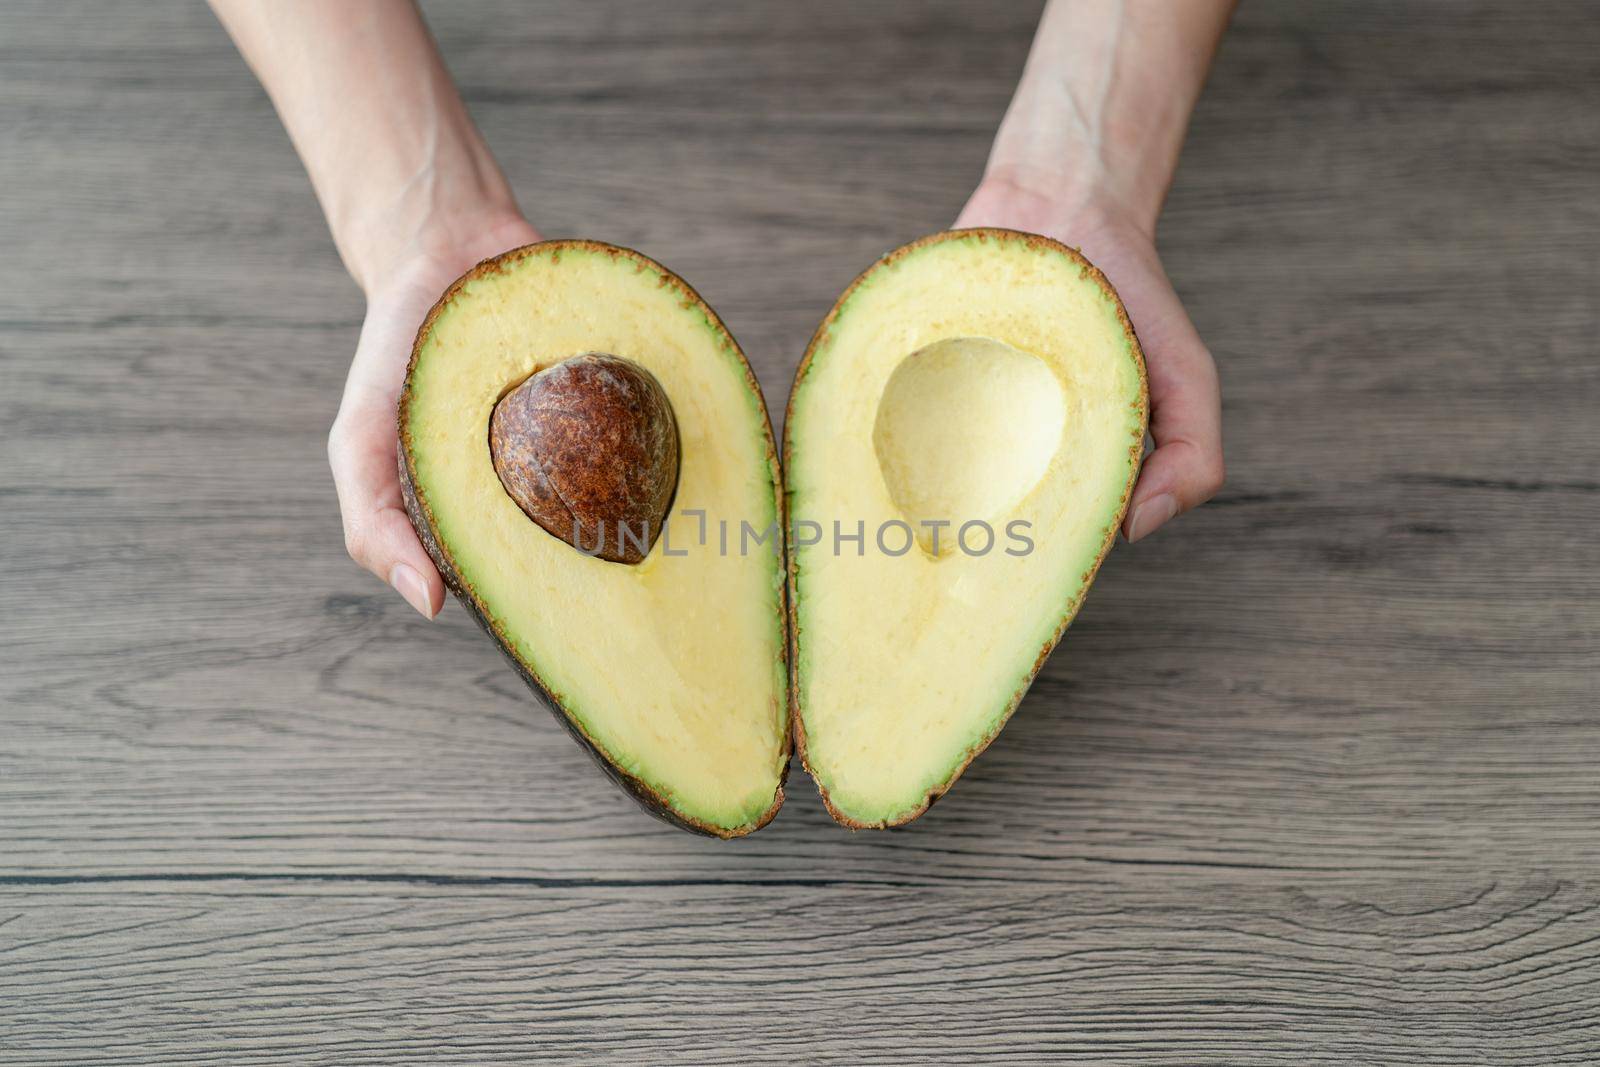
[403,243,788,836]
[785,230,1147,827]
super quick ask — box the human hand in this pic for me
[954,177,1224,543]
[208,0,537,616]
[328,216,542,618]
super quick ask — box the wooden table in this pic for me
[4,2,1597,1062]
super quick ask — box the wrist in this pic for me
[960,167,1154,247]
[346,202,532,300]
[978,0,1229,244]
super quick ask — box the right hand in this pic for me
[955,176,1224,543]
[328,215,542,618]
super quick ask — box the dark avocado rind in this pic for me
[783,228,1149,830]
[398,240,789,840]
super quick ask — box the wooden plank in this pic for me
[3,878,1599,1064]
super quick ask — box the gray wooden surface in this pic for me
[3,1,1598,1062]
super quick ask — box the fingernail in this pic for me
[390,563,434,619]
[1127,493,1177,543]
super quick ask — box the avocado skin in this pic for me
[398,240,788,840]
[782,228,1148,830]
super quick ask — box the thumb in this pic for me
[328,409,446,619]
[1122,298,1224,543]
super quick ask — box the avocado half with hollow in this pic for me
[399,241,789,838]
[784,229,1148,828]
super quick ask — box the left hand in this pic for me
[328,215,542,618]
[955,176,1224,543]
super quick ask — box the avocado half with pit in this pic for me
[399,241,788,838]
[785,229,1148,828]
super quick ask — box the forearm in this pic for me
[210,0,522,293]
[984,0,1234,236]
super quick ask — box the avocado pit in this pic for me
[489,352,679,564]
[871,336,1065,555]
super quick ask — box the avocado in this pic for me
[399,241,789,838]
[784,229,1148,829]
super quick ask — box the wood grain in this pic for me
[1,0,1597,1062]
[4,879,1599,1064]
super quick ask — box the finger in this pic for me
[1123,309,1224,543]
[328,405,446,619]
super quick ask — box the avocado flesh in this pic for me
[401,241,788,837]
[785,230,1147,828]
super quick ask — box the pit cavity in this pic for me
[871,336,1065,556]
